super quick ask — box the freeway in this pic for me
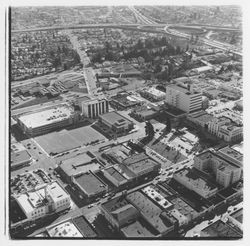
[11,23,240,35]
[128,6,157,25]
[163,26,242,56]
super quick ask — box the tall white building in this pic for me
[165,83,202,113]
[81,98,109,118]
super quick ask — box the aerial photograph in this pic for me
[9,5,243,239]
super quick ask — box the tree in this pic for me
[145,121,155,138]
[154,64,162,73]
[176,45,181,54]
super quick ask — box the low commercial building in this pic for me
[15,181,71,222]
[99,111,134,135]
[45,215,98,238]
[188,110,215,128]
[169,197,199,225]
[121,153,161,181]
[146,139,187,166]
[120,218,159,237]
[11,143,32,170]
[101,196,140,229]
[110,93,140,110]
[228,208,243,231]
[72,215,98,238]
[72,171,108,202]
[194,148,242,188]
[102,166,129,188]
[130,106,158,122]
[17,104,75,136]
[142,186,173,210]
[140,87,166,101]
[46,219,83,237]
[126,191,177,236]
[101,144,131,164]
[58,152,102,183]
[191,66,214,74]
[200,220,242,238]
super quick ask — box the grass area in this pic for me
[14,95,63,109]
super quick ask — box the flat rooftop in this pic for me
[197,149,242,169]
[72,215,97,238]
[47,220,83,237]
[174,168,218,191]
[47,181,70,203]
[123,153,160,176]
[99,111,133,126]
[17,181,69,215]
[76,96,91,103]
[121,218,157,237]
[230,208,243,224]
[11,149,31,166]
[168,84,199,95]
[218,146,243,165]
[18,105,74,129]
[104,167,127,183]
[193,113,215,123]
[74,172,107,196]
[142,186,173,210]
[147,139,187,163]
[104,144,131,163]
[102,195,129,213]
[59,152,101,177]
[16,186,47,215]
[126,191,173,234]
[146,87,166,97]
[169,197,198,217]
[200,220,242,238]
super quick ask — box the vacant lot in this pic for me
[69,126,106,144]
[35,130,80,155]
[34,126,106,155]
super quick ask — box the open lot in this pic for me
[69,126,106,144]
[34,126,106,155]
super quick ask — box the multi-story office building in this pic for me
[165,83,202,113]
[194,148,242,188]
[218,124,243,142]
[81,98,109,118]
[208,117,231,136]
[208,117,243,142]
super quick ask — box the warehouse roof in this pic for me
[73,172,107,196]
[18,105,74,128]
[59,152,101,177]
